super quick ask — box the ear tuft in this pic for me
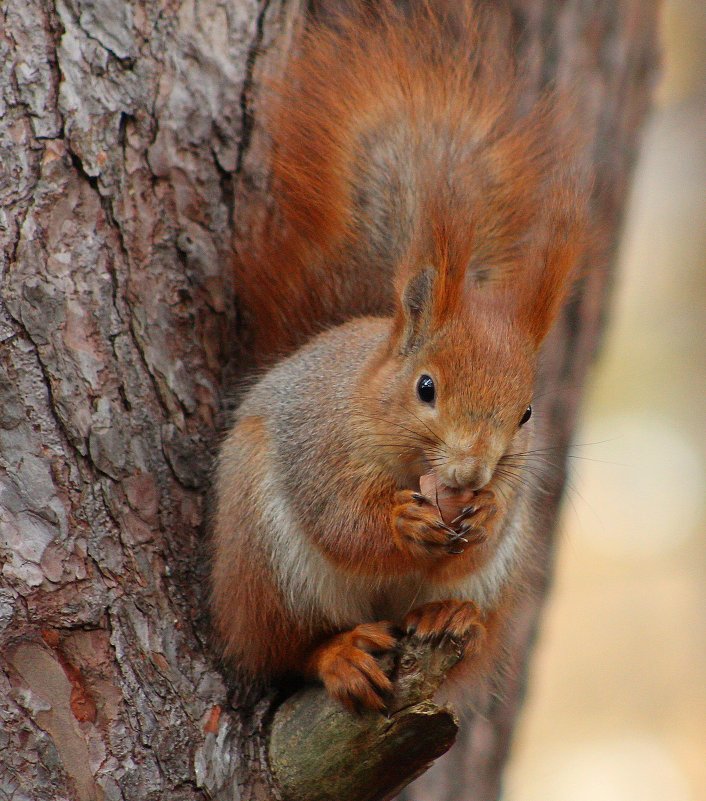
[519,183,588,348]
[397,267,435,354]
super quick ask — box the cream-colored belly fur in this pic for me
[264,474,522,630]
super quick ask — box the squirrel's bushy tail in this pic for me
[237,0,586,364]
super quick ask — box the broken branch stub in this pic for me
[269,633,469,801]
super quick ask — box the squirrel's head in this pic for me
[365,207,584,492]
[381,306,537,490]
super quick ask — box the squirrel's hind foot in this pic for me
[305,622,398,714]
[404,600,485,653]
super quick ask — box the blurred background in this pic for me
[505,1,706,799]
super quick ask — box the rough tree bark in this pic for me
[0,1,659,801]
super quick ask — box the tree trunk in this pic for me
[0,2,659,801]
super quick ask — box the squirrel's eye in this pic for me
[519,405,532,426]
[417,375,435,404]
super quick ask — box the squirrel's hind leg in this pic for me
[303,622,398,713]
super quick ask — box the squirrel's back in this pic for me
[236,1,577,364]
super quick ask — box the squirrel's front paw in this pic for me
[306,623,397,714]
[392,490,467,560]
[449,489,500,545]
[404,599,485,653]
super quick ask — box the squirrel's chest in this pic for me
[369,580,428,622]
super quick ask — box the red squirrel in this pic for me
[211,1,587,712]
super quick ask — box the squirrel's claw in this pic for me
[411,492,435,506]
[449,489,499,543]
[451,505,477,525]
[392,489,468,561]
[404,600,485,649]
[307,623,397,714]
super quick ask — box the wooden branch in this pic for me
[269,634,469,801]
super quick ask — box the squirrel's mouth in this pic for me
[419,471,477,525]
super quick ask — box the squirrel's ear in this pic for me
[395,267,435,353]
[517,195,586,348]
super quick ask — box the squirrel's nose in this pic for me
[450,460,493,491]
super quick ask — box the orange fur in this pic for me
[236,1,585,365]
[214,1,589,712]
[303,623,396,713]
[211,417,313,675]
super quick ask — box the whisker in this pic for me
[351,410,443,450]
[572,437,622,448]
[395,401,450,449]
[363,433,445,450]
[494,470,537,493]
[370,448,447,466]
[365,437,446,454]
[566,455,628,467]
